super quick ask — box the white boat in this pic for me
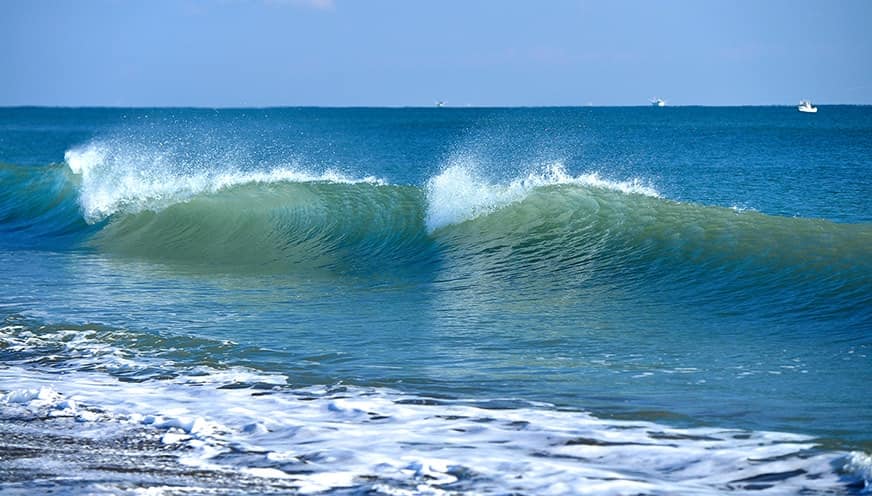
[435,101,445,108]
[798,100,817,113]
[651,98,666,107]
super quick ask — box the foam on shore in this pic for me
[2,362,868,495]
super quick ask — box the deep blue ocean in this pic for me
[1,106,870,494]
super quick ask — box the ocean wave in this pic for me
[0,145,869,286]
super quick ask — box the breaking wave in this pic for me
[0,142,868,289]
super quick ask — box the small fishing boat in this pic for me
[651,98,666,107]
[798,100,817,113]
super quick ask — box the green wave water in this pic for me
[4,159,869,281]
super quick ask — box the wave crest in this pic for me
[425,160,659,231]
[64,142,385,223]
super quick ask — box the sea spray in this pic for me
[64,141,385,223]
[425,159,658,231]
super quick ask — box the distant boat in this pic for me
[650,98,666,107]
[435,101,445,108]
[797,100,817,113]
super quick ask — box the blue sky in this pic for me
[2,0,871,106]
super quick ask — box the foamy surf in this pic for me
[1,324,869,496]
[3,366,869,495]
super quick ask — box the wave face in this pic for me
[0,162,91,246]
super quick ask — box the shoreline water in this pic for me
[3,363,869,495]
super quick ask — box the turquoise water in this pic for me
[1,107,870,494]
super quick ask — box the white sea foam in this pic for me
[64,142,385,223]
[846,452,872,492]
[1,357,867,495]
[425,159,659,231]
[2,385,60,406]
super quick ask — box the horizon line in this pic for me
[2,103,870,110]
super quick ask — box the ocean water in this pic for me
[0,106,870,495]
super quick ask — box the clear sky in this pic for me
[2,0,871,107]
